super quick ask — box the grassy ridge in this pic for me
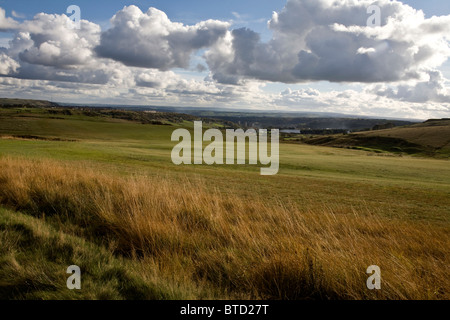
[0,98,58,108]
[304,119,450,157]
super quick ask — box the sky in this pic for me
[0,0,450,119]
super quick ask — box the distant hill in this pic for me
[0,98,59,108]
[179,112,417,131]
[3,98,420,132]
[304,119,450,158]
[0,103,239,130]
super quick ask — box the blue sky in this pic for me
[1,0,285,29]
[2,0,449,33]
[0,0,449,119]
[2,0,449,24]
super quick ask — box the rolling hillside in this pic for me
[0,98,59,108]
[0,102,449,300]
[304,119,450,157]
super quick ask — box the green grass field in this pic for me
[0,107,449,299]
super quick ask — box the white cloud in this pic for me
[17,13,101,68]
[357,47,376,55]
[11,10,25,19]
[206,0,450,84]
[272,85,450,119]
[95,6,229,70]
[373,70,450,103]
[0,52,19,74]
[0,7,19,30]
[2,12,129,85]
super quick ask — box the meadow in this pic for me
[0,107,449,299]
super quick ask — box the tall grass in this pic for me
[0,156,448,299]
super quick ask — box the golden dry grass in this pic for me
[0,156,448,300]
[360,120,450,149]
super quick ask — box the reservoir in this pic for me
[280,129,301,134]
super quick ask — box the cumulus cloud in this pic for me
[1,11,131,85]
[135,69,189,89]
[95,6,229,70]
[206,0,450,84]
[271,85,450,119]
[373,71,450,103]
[16,13,101,68]
[0,52,19,74]
[0,7,19,30]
